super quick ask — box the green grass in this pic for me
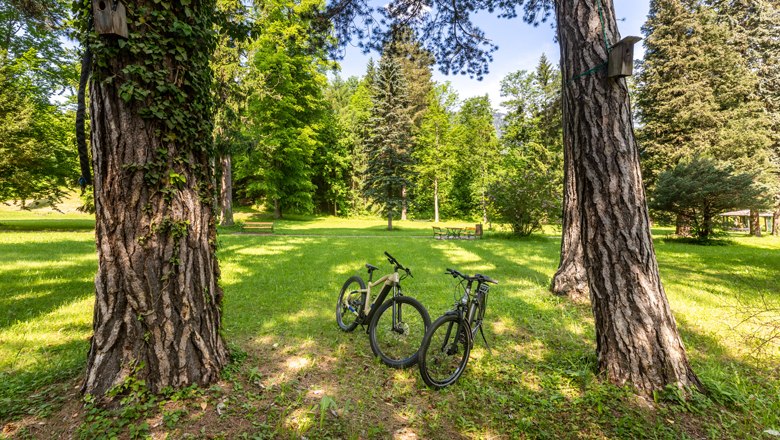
[1,207,779,439]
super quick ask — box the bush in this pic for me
[487,156,561,236]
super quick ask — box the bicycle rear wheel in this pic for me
[368,296,430,368]
[336,276,366,332]
[418,314,471,389]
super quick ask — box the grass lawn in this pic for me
[1,205,779,439]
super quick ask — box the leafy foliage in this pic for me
[650,157,770,239]
[489,55,563,235]
[237,0,332,218]
[0,56,77,205]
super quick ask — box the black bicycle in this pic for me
[336,252,431,368]
[418,268,498,388]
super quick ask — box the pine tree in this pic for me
[383,24,435,128]
[707,0,780,234]
[636,0,773,234]
[363,56,414,230]
[383,25,434,219]
[637,0,772,178]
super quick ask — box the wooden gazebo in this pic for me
[718,210,773,233]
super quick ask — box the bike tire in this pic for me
[336,275,366,332]
[418,313,472,389]
[368,296,431,368]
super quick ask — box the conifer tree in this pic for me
[363,56,414,230]
[707,0,780,233]
[383,25,434,219]
[636,0,773,234]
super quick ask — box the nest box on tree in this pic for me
[93,0,128,39]
[607,36,642,78]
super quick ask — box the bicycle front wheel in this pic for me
[336,276,366,332]
[418,314,471,389]
[368,296,431,368]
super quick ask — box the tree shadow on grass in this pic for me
[0,239,95,331]
[0,219,95,232]
[204,235,725,439]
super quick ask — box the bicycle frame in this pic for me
[446,278,490,349]
[345,271,402,332]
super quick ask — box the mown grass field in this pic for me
[1,204,779,439]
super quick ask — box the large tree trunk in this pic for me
[273,199,282,219]
[83,0,228,398]
[551,128,588,301]
[219,153,234,227]
[749,208,761,237]
[675,213,692,237]
[773,205,779,235]
[387,212,393,231]
[555,0,701,396]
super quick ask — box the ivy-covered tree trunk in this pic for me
[555,0,701,395]
[82,1,228,397]
[220,153,234,226]
[774,206,779,236]
[551,127,588,300]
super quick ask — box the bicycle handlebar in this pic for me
[385,251,412,278]
[445,268,498,285]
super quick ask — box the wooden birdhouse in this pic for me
[607,36,641,78]
[93,0,128,39]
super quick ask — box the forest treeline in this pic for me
[1,0,778,236]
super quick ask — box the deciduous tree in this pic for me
[78,0,228,397]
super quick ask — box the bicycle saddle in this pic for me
[365,263,379,273]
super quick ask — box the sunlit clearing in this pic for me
[432,244,495,271]
[284,407,314,434]
[286,356,310,371]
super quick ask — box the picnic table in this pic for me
[432,224,482,240]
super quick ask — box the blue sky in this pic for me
[333,0,650,108]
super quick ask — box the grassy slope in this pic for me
[1,206,778,439]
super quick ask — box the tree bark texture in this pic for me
[83,3,228,397]
[551,128,589,301]
[750,209,761,236]
[773,206,779,235]
[219,153,234,227]
[675,213,691,237]
[273,199,281,219]
[555,0,701,395]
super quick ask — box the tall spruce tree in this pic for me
[636,0,773,235]
[363,56,414,230]
[706,0,780,234]
[383,25,434,219]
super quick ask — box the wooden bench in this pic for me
[433,226,446,239]
[242,221,274,234]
